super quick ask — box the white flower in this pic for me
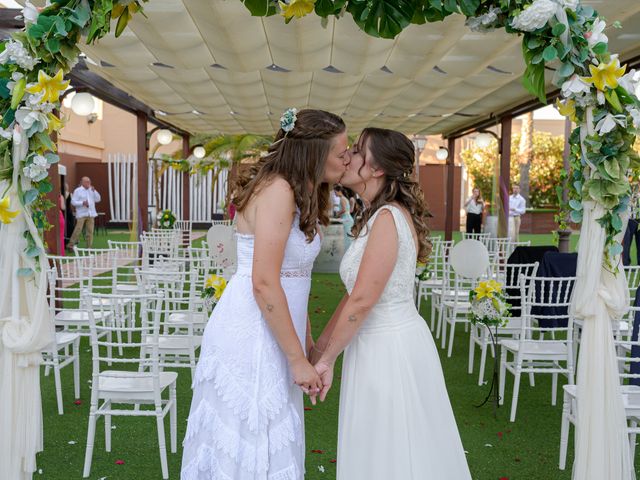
[510,0,557,32]
[465,7,501,32]
[587,18,608,47]
[573,92,594,108]
[618,70,640,96]
[561,75,591,97]
[0,40,38,71]
[32,154,48,168]
[7,72,23,93]
[559,0,579,10]
[22,1,39,24]
[23,160,49,182]
[0,127,12,140]
[596,90,605,105]
[595,113,626,135]
[15,108,48,137]
[628,108,640,130]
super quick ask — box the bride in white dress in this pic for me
[311,128,472,479]
[181,109,348,480]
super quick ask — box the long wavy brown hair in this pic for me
[233,109,346,242]
[352,128,432,262]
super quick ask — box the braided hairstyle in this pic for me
[352,127,432,262]
[233,109,346,242]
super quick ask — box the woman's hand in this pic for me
[314,360,335,402]
[290,356,323,405]
[308,344,324,365]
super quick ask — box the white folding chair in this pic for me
[559,305,640,470]
[42,268,81,415]
[469,262,539,385]
[108,240,144,294]
[137,268,204,378]
[499,275,576,422]
[82,291,177,480]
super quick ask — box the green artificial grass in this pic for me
[36,230,639,479]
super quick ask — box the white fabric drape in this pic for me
[569,206,635,479]
[0,127,54,480]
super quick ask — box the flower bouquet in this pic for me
[158,209,176,229]
[468,280,511,328]
[201,273,227,311]
[415,261,431,282]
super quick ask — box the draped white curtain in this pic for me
[0,127,54,480]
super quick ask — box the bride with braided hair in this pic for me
[181,109,349,480]
[311,127,472,479]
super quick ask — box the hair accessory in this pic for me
[280,107,298,133]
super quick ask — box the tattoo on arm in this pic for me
[266,304,274,312]
[348,314,357,323]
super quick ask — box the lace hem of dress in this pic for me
[184,397,301,472]
[235,269,312,278]
[193,350,291,432]
[181,444,301,480]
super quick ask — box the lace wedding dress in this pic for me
[181,212,321,480]
[337,205,472,480]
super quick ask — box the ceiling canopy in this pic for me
[75,0,640,136]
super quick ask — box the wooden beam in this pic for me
[182,134,190,221]
[499,116,512,238]
[444,137,456,241]
[136,111,149,232]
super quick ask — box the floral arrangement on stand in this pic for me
[469,279,511,416]
[241,0,640,268]
[0,0,146,275]
[157,209,176,229]
[201,273,227,310]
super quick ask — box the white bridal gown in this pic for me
[181,211,320,480]
[337,205,472,480]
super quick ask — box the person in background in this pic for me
[335,185,355,249]
[331,186,341,218]
[508,184,526,242]
[623,189,640,265]
[67,176,101,249]
[464,187,484,234]
[58,185,66,256]
[63,182,75,248]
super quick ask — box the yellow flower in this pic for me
[279,0,316,20]
[583,58,627,91]
[46,112,63,135]
[205,274,227,300]
[26,69,70,104]
[486,280,503,294]
[556,98,577,122]
[475,282,494,300]
[0,196,19,224]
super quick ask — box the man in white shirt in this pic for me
[68,176,101,249]
[508,184,526,242]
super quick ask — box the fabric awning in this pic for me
[75,0,640,135]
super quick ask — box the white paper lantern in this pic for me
[193,146,206,159]
[449,240,489,279]
[474,132,493,149]
[435,147,449,161]
[70,92,95,116]
[156,129,173,145]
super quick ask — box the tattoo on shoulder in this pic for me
[348,314,357,322]
[266,304,274,312]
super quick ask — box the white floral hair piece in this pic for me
[280,107,298,133]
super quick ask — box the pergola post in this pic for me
[182,134,190,221]
[558,116,573,253]
[444,136,456,241]
[136,111,149,232]
[498,116,512,238]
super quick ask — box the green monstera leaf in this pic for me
[346,0,417,39]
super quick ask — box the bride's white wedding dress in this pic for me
[337,205,472,479]
[181,212,320,480]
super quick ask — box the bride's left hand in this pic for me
[314,361,334,402]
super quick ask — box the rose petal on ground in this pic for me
[304,407,313,411]
[74,400,82,405]
[311,449,325,454]
[67,441,76,445]
[330,459,337,463]
[484,443,493,447]
[318,465,325,473]
[497,431,503,439]
[115,460,125,465]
